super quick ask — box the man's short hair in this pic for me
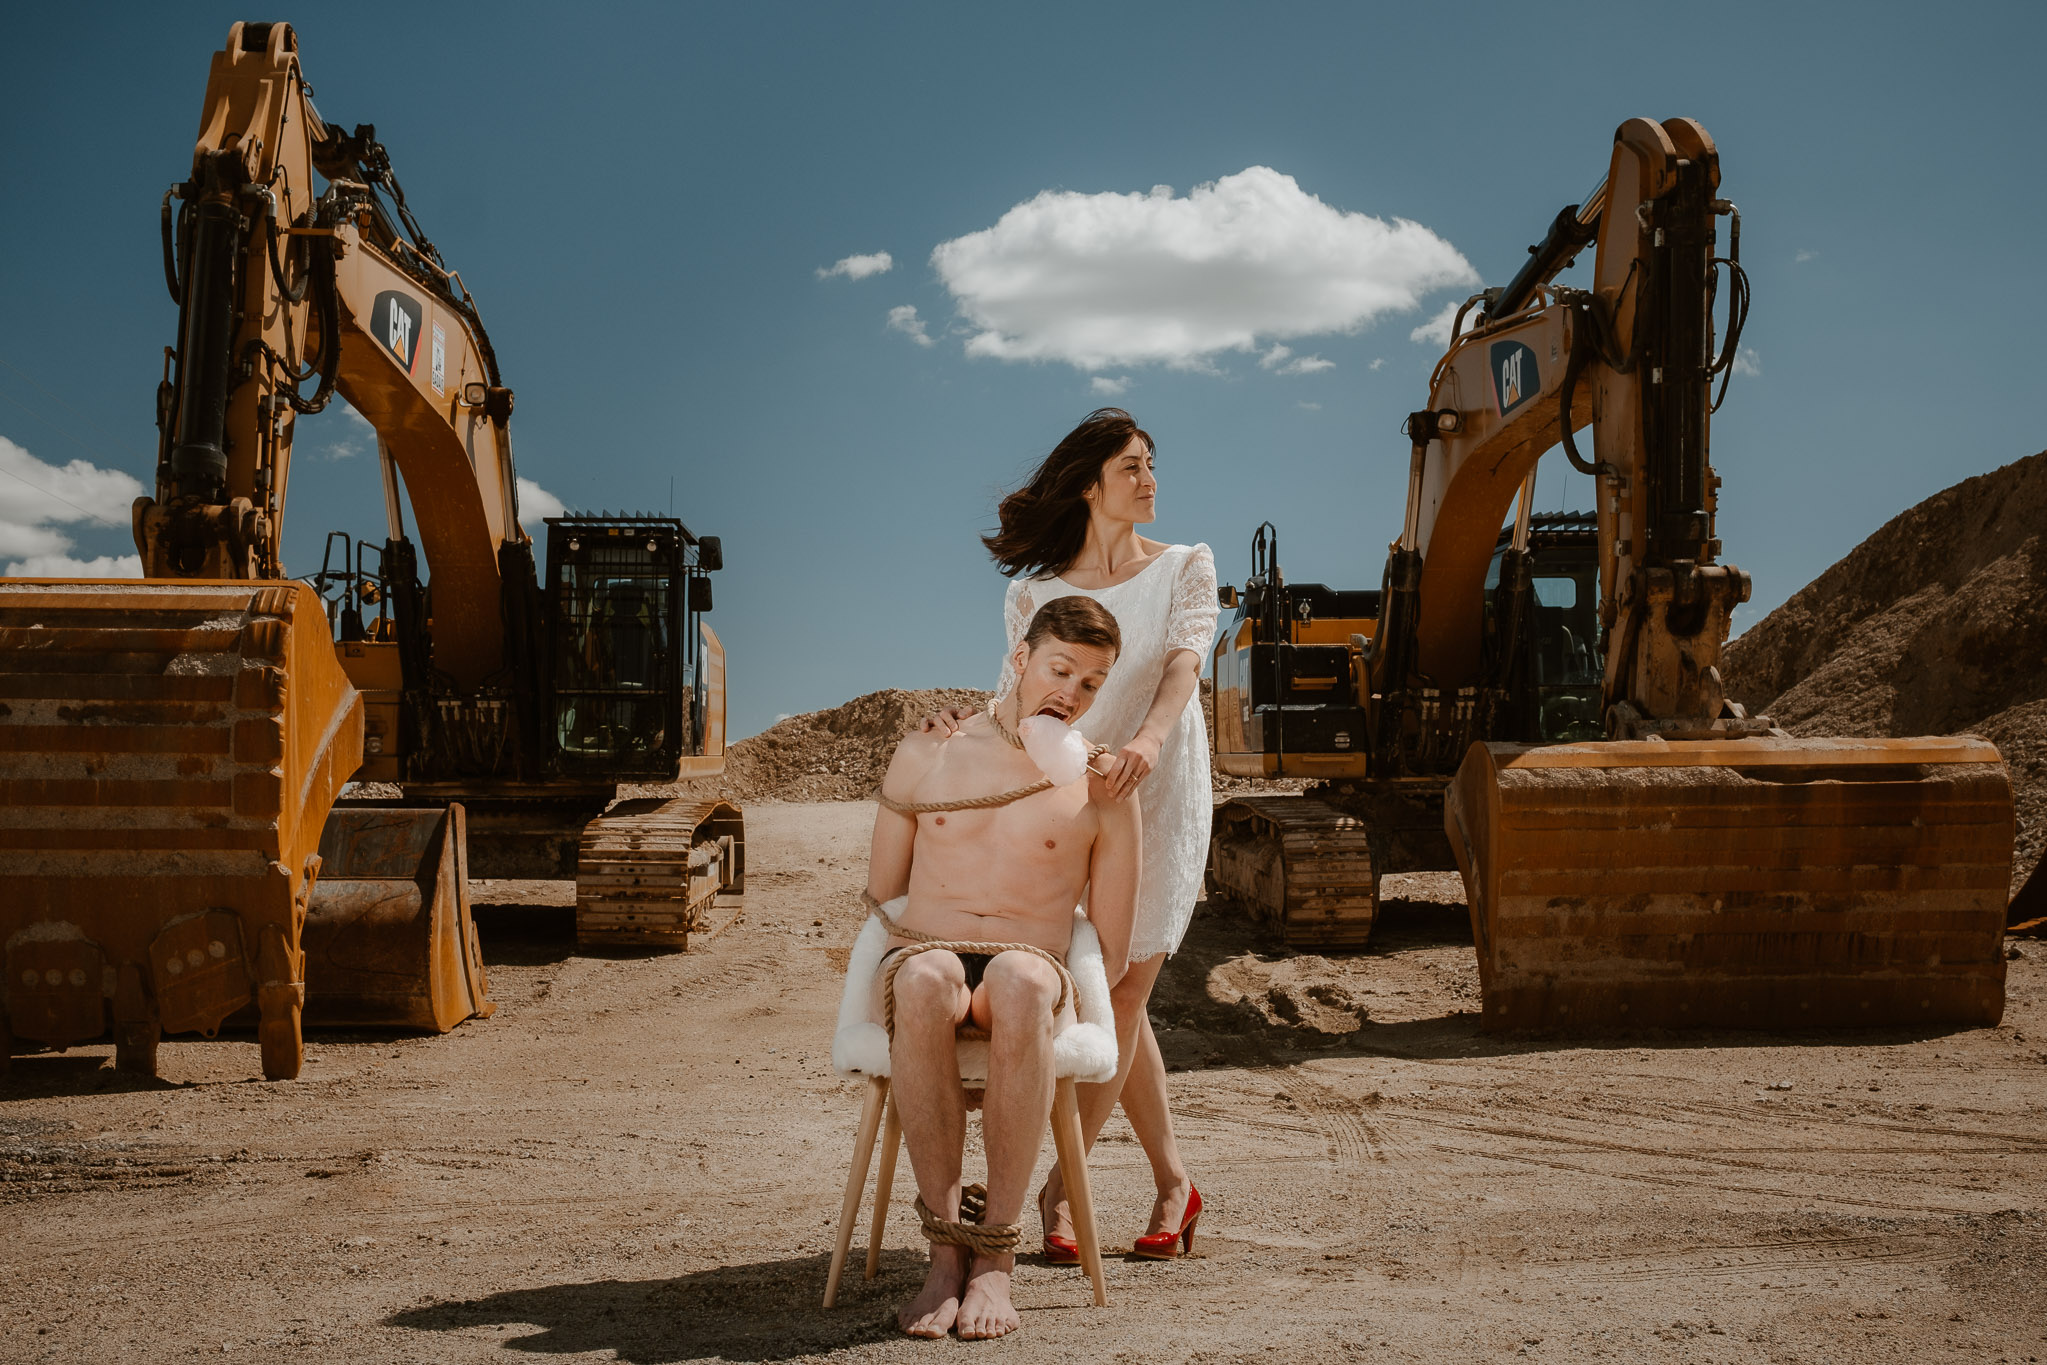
[1023,596,1121,657]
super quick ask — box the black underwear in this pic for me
[883,946,996,992]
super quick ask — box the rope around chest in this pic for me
[874,699,1112,815]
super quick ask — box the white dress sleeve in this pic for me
[1164,543,1219,660]
[994,578,1036,697]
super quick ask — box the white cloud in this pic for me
[517,476,567,530]
[5,552,140,578]
[1794,249,1818,264]
[1296,401,1321,412]
[1410,297,1483,348]
[1089,375,1130,397]
[312,399,375,460]
[1279,353,1333,374]
[0,433,145,574]
[1259,344,1293,370]
[1369,357,1386,371]
[931,167,1477,371]
[818,251,894,281]
[1733,346,1762,378]
[887,305,934,347]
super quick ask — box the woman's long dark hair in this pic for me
[983,408,1154,579]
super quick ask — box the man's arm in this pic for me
[1084,769,1141,983]
[866,730,942,904]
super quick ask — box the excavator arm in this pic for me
[138,20,520,687]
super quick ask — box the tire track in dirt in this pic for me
[1430,1140,1985,1216]
[1533,1231,1953,1285]
[1408,1090,2037,1210]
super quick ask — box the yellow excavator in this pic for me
[1210,117,2014,1031]
[0,22,741,1081]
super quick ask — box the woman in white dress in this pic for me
[929,408,1216,1260]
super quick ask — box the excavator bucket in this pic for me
[0,580,361,1080]
[1444,737,2014,1033]
[302,806,493,1031]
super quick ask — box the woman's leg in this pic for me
[1117,1009,1194,1235]
[1040,953,1192,1239]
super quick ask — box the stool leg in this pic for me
[824,1076,889,1309]
[1049,1076,1107,1307]
[865,1089,903,1280]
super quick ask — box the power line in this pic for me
[0,456,128,528]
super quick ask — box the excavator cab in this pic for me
[543,515,718,779]
[1483,512,1602,743]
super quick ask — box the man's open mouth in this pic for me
[1033,703,1071,720]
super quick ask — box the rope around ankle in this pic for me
[915,1183,1020,1255]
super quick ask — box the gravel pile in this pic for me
[632,687,994,804]
[1724,447,2047,897]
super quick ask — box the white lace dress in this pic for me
[996,543,1218,958]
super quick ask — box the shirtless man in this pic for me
[865,595,1139,1340]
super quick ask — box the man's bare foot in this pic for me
[956,1253,1021,1339]
[898,1244,966,1338]
[1037,1179,1075,1245]
[1147,1175,1195,1236]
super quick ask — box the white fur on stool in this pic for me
[831,896,1119,1085]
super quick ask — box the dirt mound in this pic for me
[630,687,993,804]
[1723,448,2047,891]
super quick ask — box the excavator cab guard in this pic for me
[543,515,718,778]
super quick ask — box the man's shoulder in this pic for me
[886,727,946,780]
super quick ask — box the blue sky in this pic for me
[3,2,2043,738]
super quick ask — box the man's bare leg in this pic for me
[1040,954,1192,1241]
[957,952,1060,1340]
[889,952,972,1337]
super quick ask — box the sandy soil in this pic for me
[6,801,2047,1363]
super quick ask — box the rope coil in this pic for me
[914,1185,1020,1255]
[880,939,1073,1039]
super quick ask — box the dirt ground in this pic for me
[6,801,2047,1363]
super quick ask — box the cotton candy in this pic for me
[1017,714,1091,786]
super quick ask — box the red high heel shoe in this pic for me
[1132,1185,1201,1259]
[1039,1186,1079,1265]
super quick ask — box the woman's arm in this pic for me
[1099,649,1200,801]
[1101,545,1218,800]
[1085,768,1141,983]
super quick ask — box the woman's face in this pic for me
[1085,435,1157,525]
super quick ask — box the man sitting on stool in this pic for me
[866,595,1138,1339]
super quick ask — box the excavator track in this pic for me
[1445,736,2015,1033]
[1207,797,1378,949]
[575,798,745,948]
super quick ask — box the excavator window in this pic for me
[544,517,691,776]
[1488,525,1603,742]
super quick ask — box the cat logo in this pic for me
[1489,339,1540,418]
[373,290,424,373]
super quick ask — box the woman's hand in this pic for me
[1101,732,1162,801]
[915,704,978,738]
